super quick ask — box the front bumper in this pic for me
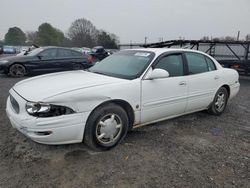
[6,89,90,145]
[0,64,6,74]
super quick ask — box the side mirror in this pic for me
[146,68,169,80]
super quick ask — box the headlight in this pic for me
[26,102,75,117]
[0,60,8,63]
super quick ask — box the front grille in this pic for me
[10,95,20,114]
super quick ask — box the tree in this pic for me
[246,34,250,41]
[201,36,210,41]
[68,18,98,47]
[36,23,64,46]
[97,30,119,49]
[26,31,38,44]
[223,36,236,41]
[4,27,26,45]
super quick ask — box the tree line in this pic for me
[2,18,119,49]
[201,35,250,42]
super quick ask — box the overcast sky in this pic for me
[0,0,249,43]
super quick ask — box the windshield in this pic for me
[89,50,155,79]
[26,48,44,56]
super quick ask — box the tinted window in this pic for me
[39,49,57,58]
[154,54,183,77]
[186,53,208,74]
[71,50,82,57]
[205,57,216,71]
[57,49,72,57]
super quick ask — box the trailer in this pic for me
[142,40,250,75]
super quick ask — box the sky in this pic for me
[0,0,250,44]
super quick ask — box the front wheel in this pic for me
[208,87,228,115]
[8,64,26,77]
[84,103,129,150]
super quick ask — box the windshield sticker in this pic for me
[134,52,150,57]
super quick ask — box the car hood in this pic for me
[13,71,125,101]
[0,55,33,63]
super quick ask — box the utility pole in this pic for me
[159,37,164,42]
[237,31,240,41]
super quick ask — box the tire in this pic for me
[8,64,26,77]
[208,87,228,115]
[73,63,84,70]
[84,103,129,151]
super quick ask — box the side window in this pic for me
[154,54,184,77]
[186,53,208,74]
[57,49,72,57]
[205,57,216,71]
[39,49,57,58]
[71,50,82,57]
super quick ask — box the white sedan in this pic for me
[6,48,240,150]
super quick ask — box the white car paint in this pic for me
[6,48,240,145]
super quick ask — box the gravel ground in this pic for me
[0,75,249,188]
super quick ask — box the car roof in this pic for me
[40,46,74,50]
[124,48,210,57]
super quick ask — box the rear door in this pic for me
[56,49,75,71]
[184,52,220,112]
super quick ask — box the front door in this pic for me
[141,53,188,124]
[32,48,59,74]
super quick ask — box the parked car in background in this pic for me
[0,45,3,55]
[71,47,91,54]
[81,47,91,54]
[106,49,119,55]
[89,46,109,62]
[3,46,16,54]
[6,49,240,150]
[0,47,94,77]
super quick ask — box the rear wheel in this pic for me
[73,63,84,70]
[84,103,129,150]
[9,64,26,77]
[208,87,228,115]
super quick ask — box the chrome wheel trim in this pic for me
[10,64,25,76]
[215,92,226,112]
[96,113,123,145]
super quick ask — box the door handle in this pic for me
[214,75,220,80]
[179,81,187,86]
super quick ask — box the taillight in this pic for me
[87,55,94,63]
[231,64,240,69]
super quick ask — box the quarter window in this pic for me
[154,54,184,77]
[186,53,208,74]
[205,57,216,71]
[71,50,82,57]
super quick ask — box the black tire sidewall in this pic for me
[84,103,129,150]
